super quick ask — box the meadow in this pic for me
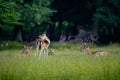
[0,42,120,80]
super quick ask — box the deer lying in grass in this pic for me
[81,44,110,56]
[21,45,32,56]
[48,49,54,55]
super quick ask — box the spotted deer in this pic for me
[81,43,110,56]
[35,38,48,56]
[21,45,32,56]
[35,32,51,56]
[21,32,50,56]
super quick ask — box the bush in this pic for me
[0,41,22,50]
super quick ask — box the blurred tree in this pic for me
[1,0,120,43]
[0,0,20,31]
[52,0,120,43]
[0,0,21,40]
[15,0,55,41]
[92,0,120,43]
[0,0,55,41]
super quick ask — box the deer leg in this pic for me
[36,42,41,56]
[36,46,39,56]
[45,48,48,56]
[39,48,43,56]
[39,43,44,56]
[43,48,45,55]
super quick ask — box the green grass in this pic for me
[0,42,120,80]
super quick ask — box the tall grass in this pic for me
[0,42,120,80]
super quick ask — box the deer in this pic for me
[36,37,50,55]
[48,49,54,55]
[35,32,51,56]
[21,32,50,56]
[81,43,110,56]
[21,45,32,56]
[29,32,50,55]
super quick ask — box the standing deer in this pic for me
[35,32,51,56]
[21,32,50,56]
[81,43,110,56]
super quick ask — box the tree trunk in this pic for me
[49,22,55,41]
[93,18,99,34]
[92,18,100,42]
[13,26,23,42]
[58,20,62,40]
[0,27,3,40]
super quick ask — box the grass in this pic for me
[0,42,120,80]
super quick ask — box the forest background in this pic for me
[0,0,120,44]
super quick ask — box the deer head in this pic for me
[38,32,47,40]
[80,43,89,51]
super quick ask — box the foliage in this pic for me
[61,21,69,34]
[55,21,59,28]
[0,41,22,50]
[0,0,120,43]
[92,6,119,35]
[92,0,120,35]
[0,0,20,31]
[0,0,55,32]
[52,0,120,42]
[19,0,55,32]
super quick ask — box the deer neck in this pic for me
[87,47,92,55]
